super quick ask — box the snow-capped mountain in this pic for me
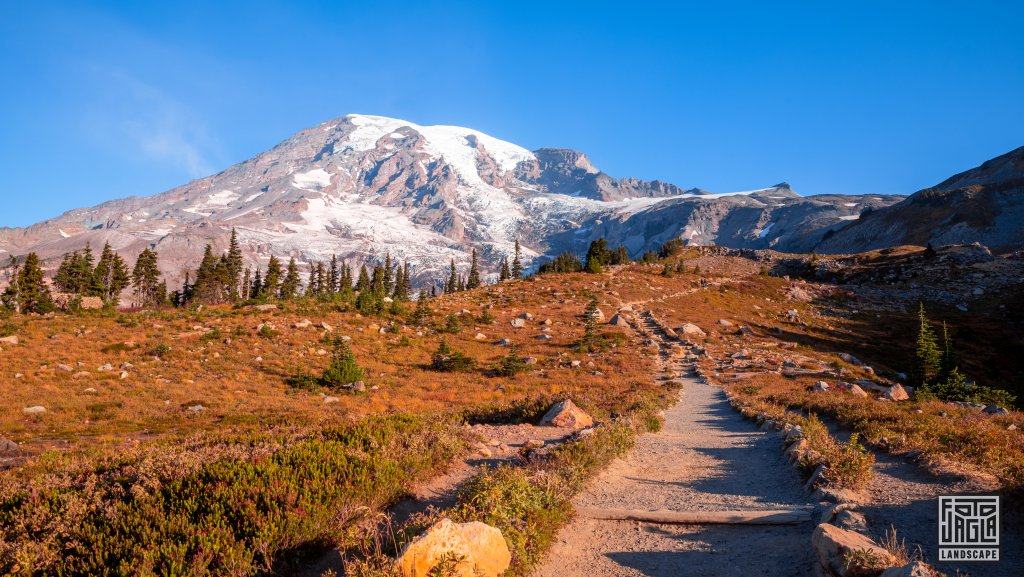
[0,114,902,285]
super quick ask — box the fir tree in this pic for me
[76,243,95,295]
[393,262,405,301]
[370,264,384,296]
[225,228,244,300]
[17,253,54,314]
[241,267,252,301]
[382,253,394,295]
[54,252,78,293]
[304,262,319,298]
[456,275,466,292]
[939,321,958,383]
[329,255,340,295]
[499,256,510,281]
[1,256,21,312]
[250,268,263,299]
[411,290,431,326]
[321,335,364,387]
[281,257,301,300]
[445,259,457,293]
[466,248,481,289]
[661,263,673,278]
[92,242,130,306]
[511,240,523,279]
[264,255,283,298]
[131,248,162,308]
[912,303,942,387]
[579,295,601,352]
[584,238,611,273]
[192,245,223,304]
[355,264,371,293]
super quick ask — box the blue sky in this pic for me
[2,1,1022,227]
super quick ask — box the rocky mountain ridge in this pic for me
[0,113,965,286]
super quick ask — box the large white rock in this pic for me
[540,399,594,429]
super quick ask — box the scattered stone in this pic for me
[542,318,553,325]
[717,319,733,327]
[22,406,46,414]
[293,319,313,329]
[517,313,533,320]
[812,523,894,577]
[250,304,277,312]
[1007,424,1017,431]
[350,381,367,393]
[0,335,19,345]
[838,353,863,366]
[540,399,594,429]
[119,371,130,380]
[983,404,1009,415]
[97,364,113,372]
[570,360,582,368]
[396,519,511,577]
[510,318,526,328]
[523,357,538,365]
[320,321,334,332]
[679,323,706,339]
[73,371,92,379]
[0,437,21,458]
[736,326,753,336]
[879,560,935,577]
[536,334,552,341]
[323,396,339,404]
[811,381,830,392]
[497,338,511,346]
[786,309,800,322]
[475,333,487,340]
[183,403,206,413]
[886,384,910,401]
[57,364,74,372]
[730,350,750,360]
[524,439,545,449]
[608,314,630,327]
[83,387,97,394]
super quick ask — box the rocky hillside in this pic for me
[0,114,901,285]
[816,146,1024,254]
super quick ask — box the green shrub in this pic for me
[495,345,529,377]
[321,336,364,388]
[430,339,476,373]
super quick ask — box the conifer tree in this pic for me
[1,256,21,312]
[241,267,252,301]
[321,335,364,387]
[370,264,384,296]
[305,262,319,298]
[467,248,481,289]
[16,253,54,314]
[329,255,340,296]
[76,243,95,295]
[131,248,162,307]
[92,242,130,306]
[281,257,301,299]
[579,295,601,352]
[499,256,510,281]
[382,253,394,295]
[446,259,457,293]
[661,263,673,278]
[411,290,431,326]
[264,256,283,298]
[192,245,223,304]
[250,268,263,299]
[355,264,371,292]
[912,303,942,387]
[393,262,405,300]
[511,240,523,279]
[54,252,77,293]
[225,228,243,300]
[939,321,958,383]
[395,261,412,300]
[457,275,466,292]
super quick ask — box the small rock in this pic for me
[22,406,46,414]
[838,353,863,366]
[811,381,830,392]
[524,439,545,449]
[97,364,113,372]
[1007,424,1017,431]
[539,399,594,429]
[0,437,21,458]
[320,322,334,332]
[886,384,910,401]
[83,387,97,394]
[523,357,538,365]
[475,333,487,340]
[510,318,526,328]
[570,360,582,368]
[879,560,935,577]
[119,371,130,380]
[57,364,74,372]
[518,312,533,320]
[292,319,313,329]
[679,323,706,339]
[812,523,894,577]
[323,396,339,404]
[608,314,630,327]
[983,404,1009,415]
[0,335,18,345]
[717,319,734,327]
[350,381,366,392]
[184,404,206,413]
[497,338,511,346]
[536,334,552,341]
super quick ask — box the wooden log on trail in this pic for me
[577,507,811,525]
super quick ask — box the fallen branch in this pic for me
[577,507,811,525]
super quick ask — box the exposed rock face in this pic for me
[395,518,510,577]
[0,114,907,288]
[539,399,594,429]
[817,146,1024,253]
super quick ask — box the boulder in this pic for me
[983,404,1009,415]
[475,333,487,340]
[811,381,830,392]
[510,318,526,328]
[250,304,278,312]
[0,437,21,458]
[293,319,313,329]
[608,314,630,327]
[517,312,533,320]
[679,323,706,339]
[539,399,594,429]
[320,322,334,332]
[22,406,46,415]
[395,518,510,577]
[846,384,868,398]
[523,357,538,365]
[0,335,18,345]
[812,523,894,577]
[717,319,734,327]
[886,384,910,401]
[879,561,935,577]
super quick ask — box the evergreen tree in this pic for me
[92,242,131,306]
[131,248,162,307]
[17,253,54,314]
[321,335,364,387]
[281,257,302,300]
[939,321,958,383]
[264,256,283,298]
[155,280,168,306]
[250,268,263,299]
[511,240,523,279]
[456,275,466,292]
[393,262,405,301]
[76,243,95,295]
[1,256,21,312]
[466,249,481,289]
[177,271,195,306]
[54,252,78,293]
[661,263,673,278]
[912,303,942,387]
[411,290,431,326]
[499,256,510,281]
[579,295,601,352]
[225,228,243,300]
[445,259,457,293]
[395,261,412,300]
[612,245,630,265]
[329,255,340,295]
[584,238,612,273]
[304,262,319,298]
[355,264,371,292]
[382,253,394,295]
[370,264,384,296]
[241,267,252,301]
[192,245,223,304]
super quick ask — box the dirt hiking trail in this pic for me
[533,313,816,577]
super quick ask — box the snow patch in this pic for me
[59,228,71,238]
[207,190,240,206]
[757,223,775,238]
[293,169,332,190]
[843,202,859,207]
[838,215,859,221]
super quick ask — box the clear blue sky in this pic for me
[2,1,1022,227]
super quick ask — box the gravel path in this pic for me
[532,329,817,577]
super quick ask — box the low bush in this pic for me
[430,339,476,373]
